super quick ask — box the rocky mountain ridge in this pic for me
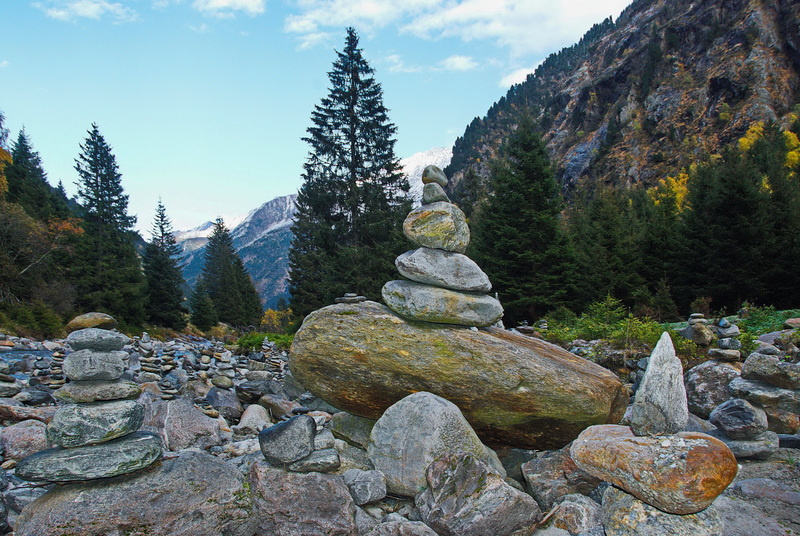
[444,0,800,199]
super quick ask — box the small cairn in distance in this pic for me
[381,165,503,327]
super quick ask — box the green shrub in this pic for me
[236,332,267,352]
[738,302,800,336]
[266,333,294,350]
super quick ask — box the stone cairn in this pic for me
[707,317,743,362]
[15,324,162,483]
[381,165,503,327]
[678,312,716,347]
[570,332,739,533]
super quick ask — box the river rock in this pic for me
[330,412,376,448]
[764,406,800,433]
[403,201,469,253]
[0,419,47,461]
[678,322,716,346]
[602,486,723,536]
[630,332,688,436]
[46,399,144,447]
[546,494,603,535]
[139,394,222,451]
[570,424,737,514]
[63,349,127,382]
[729,377,800,413]
[288,447,341,473]
[741,352,800,389]
[248,461,358,536]
[365,520,439,536]
[367,392,505,497]
[708,398,768,439]
[291,301,627,449]
[382,280,502,327]
[232,403,271,435]
[421,164,448,187]
[520,444,601,511]
[684,360,741,418]
[205,386,243,421]
[415,451,542,536]
[16,431,162,482]
[395,248,491,293]
[710,429,780,459]
[343,468,386,505]
[15,449,255,536]
[54,379,142,403]
[422,182,449,204]
[258,414,316,465]
[65,312,118,332]
[66,328,130,352]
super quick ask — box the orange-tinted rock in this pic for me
[65,312,118,333]
[570,424,737,514]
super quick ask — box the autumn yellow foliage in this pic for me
[647,171,689,211]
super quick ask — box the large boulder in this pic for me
[367,392,504,497]
[290,301,627,449]
[248,461,358,536]
[15,450,255,536]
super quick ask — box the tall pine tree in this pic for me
[200,218,261,327]
[289,27,411,318]
[72,123,145,325]
[470,115,576,325]
[142,199,186,329]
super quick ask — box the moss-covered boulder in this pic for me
[289,301,627,449]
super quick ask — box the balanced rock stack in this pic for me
[15,326,162,482]
[381,165,503,327]
[571,332,738,534]
[708,317,743,362]
[678,312,716,347]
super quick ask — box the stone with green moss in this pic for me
[382,280,502,327]
[403,201,469,253]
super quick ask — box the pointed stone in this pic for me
[630,332,688,436]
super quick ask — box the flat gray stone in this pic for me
[395,247,491,293]
[54,380,142,404]
[15,431,162,482]
[382,279,502,327]
[258,414,315,465]
[709,398,768,440]
[47,399,144,448]
[343,468,386,505]
[710,429,779,459]
[742,352,800,390]
[66,328,130,352]
[330,412,376,449]
[630,332,688,435]
[287,448,341,473]
[63,350,127,382]
[729,377,800,413]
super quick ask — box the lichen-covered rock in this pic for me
[602,486,723,536]
[65,312,118,332]
[367,392,504,497]
[403,201,469,253]
[46,399,144,448]
[382,280,502,327]
[415,451,542,536]
[395,248,491,292]
[570,425,737,515]
[54,379,142,404]
[546,494,603,535]
[15,450,254,536]
[290,301,627,450]
[520,444,601,511]
[684,360,741,418]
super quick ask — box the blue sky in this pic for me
[0,0,631,233]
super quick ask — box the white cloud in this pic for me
[385,54,422,73]
[192,0,266,17]
[189,22,210,32]
[500,62,543,87]
[440,55,477,71]
[34,0,138,23]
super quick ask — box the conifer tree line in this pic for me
[465,115,800,326]
[0,112,261,335]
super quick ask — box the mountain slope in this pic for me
[445,0,800,199]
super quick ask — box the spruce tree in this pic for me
[200,218,261,326]
[189,280,217,331]
[469,115,577,325]
[72,123,145,325]
[6,129,70,220]
[289,27,410,318]
[142,199,186,329]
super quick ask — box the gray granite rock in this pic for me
[710,429,780,459]
[520,445,601,511]
[364,520,439,536]
[422,183,449,204]
[367,391,505,497]
[54,379,142,403]
[717,337,742,350]
[205,386,243,421]
[330,412,376,448]
[709,398,768,439]
[630,332,688,435]
[66,328,131,352]
[403,201,469,253]
[729,377,800,413]
[707,348,742,362]
[741,352,800,390]
[46,399,144,447]
[684,360,740,418]
[395,247,491,293]
[63,350,127,382]
[343,468,387,505]
[421,165,448,187]
[258,414,316,465]
[15,431,162,482]
[416,451,541,536]
[288,448,341,473]
[545,494,602,536]
[382,279,503,327]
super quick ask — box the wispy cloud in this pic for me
[34,0,138,23]
[500,62,543,87]
[385,54,422,74]
[0,60,9,68]
[192,0,266,17]
[189,22,210,33]
[440,55,477,71]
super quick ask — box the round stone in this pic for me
[421,165,448,187]
[395,247,491,293]
[709,398,768,440]
[422,183,450,205]
[403,201,469,253]
[65,312,118,333]
[66,328,131,352]
[382,280,503,327]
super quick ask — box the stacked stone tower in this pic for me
[16,327,162,482]
[382,165,503,327]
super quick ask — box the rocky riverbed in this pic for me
[0,314,798,536]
